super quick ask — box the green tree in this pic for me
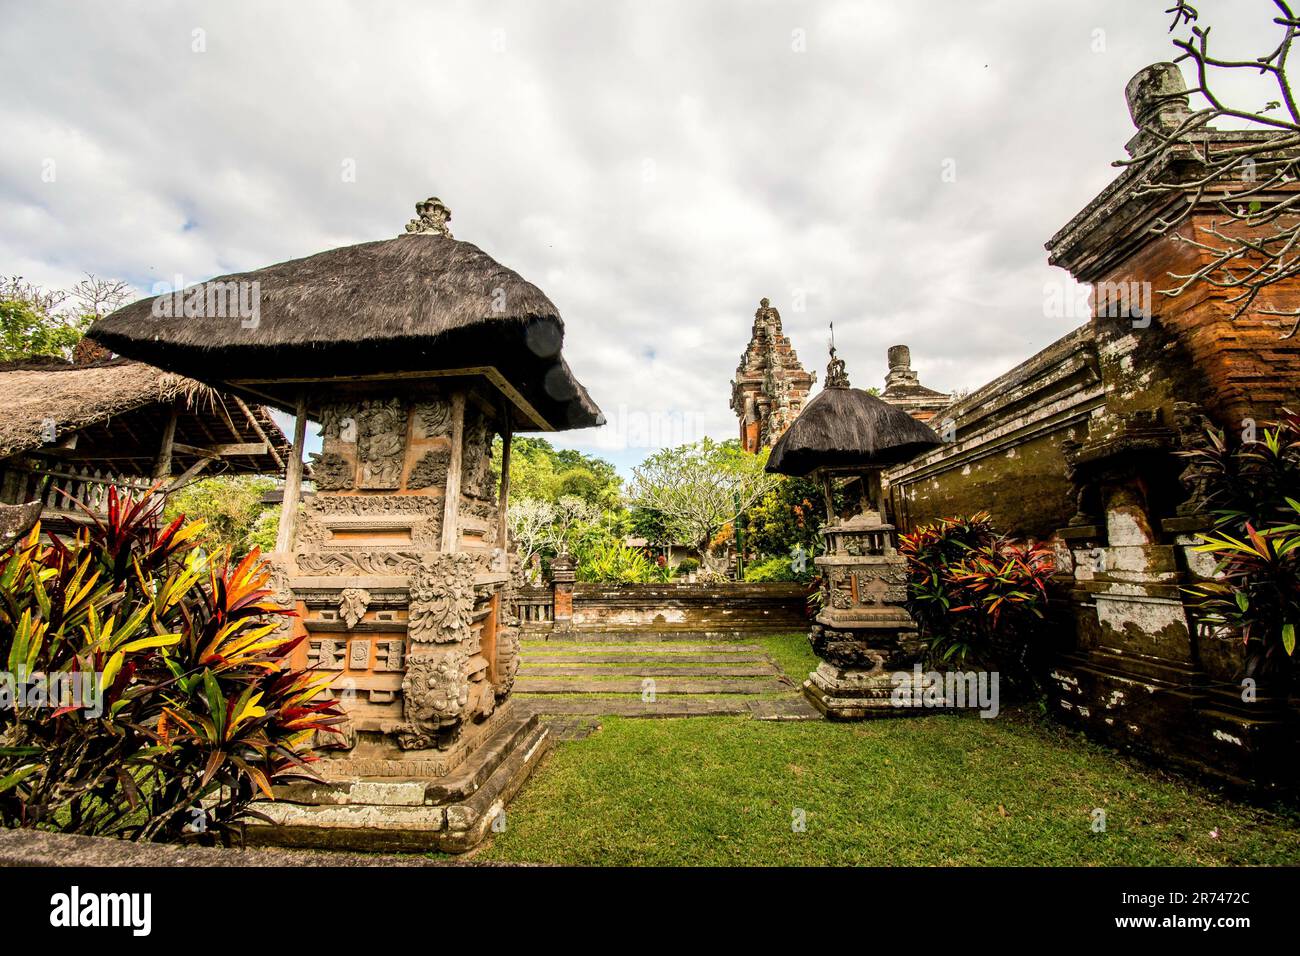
[163,475,278,557]
[0,274,132,361]
[628,438,776,573]
[492,436,621,508]
[745,475,824,558]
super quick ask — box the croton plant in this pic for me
[0,486,343,843]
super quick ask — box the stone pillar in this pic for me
[551,552,576,631]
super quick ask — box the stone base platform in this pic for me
[803,661,926,720]
[241,705,551,853]
[1047,650,1299,793]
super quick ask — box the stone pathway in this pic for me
[516,635,820,722]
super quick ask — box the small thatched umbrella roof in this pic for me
[0,357,293,476]
[87,201,603,432]
[766,347,943,476]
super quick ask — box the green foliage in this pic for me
[163,476,278,558]
[674,557,699,575]
[0,487,342,842]
[1183,410,1300,684]
[628,438,776,569]
[744,476,823,558]
[576,538,663,584]
[898,512,1055,675]
[0,298,86,361]
[0,274,131,362]
[743,556,798,583]
[493,436,621,509]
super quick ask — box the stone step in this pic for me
[522,631,781,643]
[519,652,770,665]
[519,664,780,678]
[521,642,764,654]
[514,677,791,695]
[522,697,753,717]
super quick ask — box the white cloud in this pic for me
[0,0,1274,475]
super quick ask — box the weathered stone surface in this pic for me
[0,829,540,867]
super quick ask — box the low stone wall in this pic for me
[887,323,1102,539]
[517,582,810,638]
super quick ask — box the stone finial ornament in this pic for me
[1125,62,1191,131]
[825,343,851,389]
[404,196,453,238]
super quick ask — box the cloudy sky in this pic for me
[0,0,1276,475]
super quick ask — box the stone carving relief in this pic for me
[461,412,494,500]
[356,399,407,490]
[308,638,346,670]
[494,626,520,701]
[415,399,452,439]
[339,588,370,629]
[375,639,405,673]
[265,560,297,637]
[408,552,480,644]
[295,550,425,576]
[399,649,468,749]
[348,638,371,669]
[310,452,354,491]
[407,448,450,490]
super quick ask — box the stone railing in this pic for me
[511,587,555,630]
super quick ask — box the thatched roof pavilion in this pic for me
[87,203,603,432]
[0,356,290,473]
[767,346,942,478]
[0,355,293,529]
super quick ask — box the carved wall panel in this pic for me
[356,399,407,489]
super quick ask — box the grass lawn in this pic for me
[477,634,1300,866]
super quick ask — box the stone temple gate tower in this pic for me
[730,297,815,452]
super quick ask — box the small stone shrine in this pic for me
[767,344,943,718]
[89,197,602,850]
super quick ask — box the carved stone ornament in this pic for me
[407,448,450,490]
[408,552,480,644]
[338,588,371,629]
[265,559,297,636]
[357,399,407,490]
[399,649,468,749]
[415,399,452,438]
[494,626,520,701]
[295,550,425,576]
[403,196,453,239]
[310,452,354,491]
[308,494,442,517]
[461,414,494,499]
[824,343,851,389]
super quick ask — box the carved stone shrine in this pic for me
[767,345,943,718]
[88,197,603,850]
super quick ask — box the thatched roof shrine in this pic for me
[87,200,603,432]
[767,346,943,476]
[0,356,292,476]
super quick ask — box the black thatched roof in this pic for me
[86,232,602,432]
[766,385,943,476]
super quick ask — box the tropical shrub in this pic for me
[576,539,657,584]
[1181,410,1300,687]
[743,555,808,583]
[0,487,342,843]
[899,512,1055,675]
